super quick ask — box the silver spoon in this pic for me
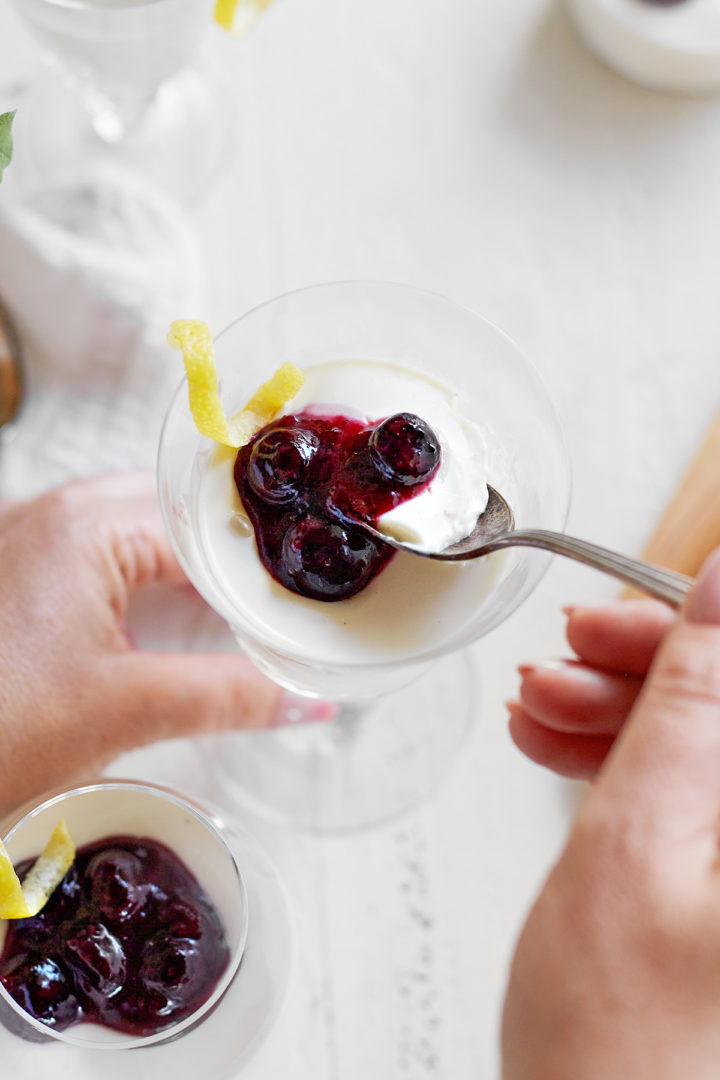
[0,299,24,433]
[352,485,693,608]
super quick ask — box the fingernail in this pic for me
[685,550,720,625]
[518,660,611,688]
[518,660,571,676]
[562,603,605,617]
[558,664,612,688]
[272,694,336,727]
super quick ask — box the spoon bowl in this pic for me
[354,485,693,608]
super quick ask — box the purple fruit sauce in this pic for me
[0,836,230,1036]
[234,410,442,601]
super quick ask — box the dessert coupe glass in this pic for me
[9,0,232,208]
[158,281,571,833]
[0,779,293,1078]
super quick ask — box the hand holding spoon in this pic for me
[353,485,692,608]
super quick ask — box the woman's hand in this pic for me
[0,471,325,817]
[508,598,676,779]
[502,551,720,1079]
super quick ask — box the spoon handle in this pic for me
[483,530,693,608]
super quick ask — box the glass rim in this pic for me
[0,778,249,1051]
[157,278,572,672]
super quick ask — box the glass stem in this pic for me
[330,701,372,744]
[84,84,156,144]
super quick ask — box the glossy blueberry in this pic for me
[1,956,81,1028]
[138,934,207,1019]
[64,922,126,999]
[369,413,441,486]
[141,936,201,989]
[158,898,202,939]
[282,516,379,601]
[247,426,319,505]
[87,849,149,925]
[8,912,52,952]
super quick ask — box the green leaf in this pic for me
[0,110,17,183]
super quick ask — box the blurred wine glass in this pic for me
[9,0,236,208]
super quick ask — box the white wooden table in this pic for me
[2,1,719,1076]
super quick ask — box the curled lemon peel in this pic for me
[167,319,305,448]
[214,0,277,34]
[0,819,76,920]
[230,362,306,445]
[167,320,235,446]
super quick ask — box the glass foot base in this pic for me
[199,651,478,834]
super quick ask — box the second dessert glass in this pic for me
[0,780,293,1077]
[158,281,571,832]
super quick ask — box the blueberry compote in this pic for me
[234,411,442,602]
[0,837,230,1037]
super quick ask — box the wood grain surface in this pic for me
[624,412,720,597]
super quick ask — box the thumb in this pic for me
[592,548,720,853]
[106,652,332,752]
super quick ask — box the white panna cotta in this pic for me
[567,0,720,94]
[193,359,502,669]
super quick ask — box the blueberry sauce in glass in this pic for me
[234,410,442,602]
[0,837,230,1036]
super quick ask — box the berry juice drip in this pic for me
[234,411,442,602]
[0,837,230,1036]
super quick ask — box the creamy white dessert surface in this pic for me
[194,360,500,667]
